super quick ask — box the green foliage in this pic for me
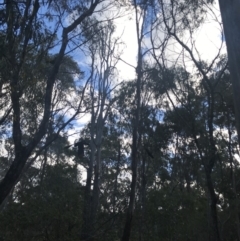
[0,163,83,241]
[1,1,240,241]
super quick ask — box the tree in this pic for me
[0,162,83,241]
[121,1,145,239]
[79,20,123,241]
[148,1,229,239]
[0,0,104,206]
[1,1,240,241]
[217,0,240,147]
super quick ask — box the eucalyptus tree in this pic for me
[217,0,240,147]
[120,0,151,239]
[78,20,123,241]
[158,63,234,240]
[0,53,82,209]
[115,65,171,240]
[147,0,231,239]
[0,0,111,206]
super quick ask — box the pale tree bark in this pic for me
[121,2,146,240]
[80,22,121,241]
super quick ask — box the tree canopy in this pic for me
[0,1,240,241]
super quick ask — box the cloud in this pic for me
[164,2,226,71]
[113,8,138,80]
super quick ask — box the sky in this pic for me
[62,1,232,181]
[113,1,225,74]
[0,0,234,186]
[64,0,227,147]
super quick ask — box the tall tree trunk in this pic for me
[113,142,121,214]
[193,90,221,241]
[232,170,240,241]
[138,156,146,241]
[218,0,240,146]
[121,47,142,241]
[204,84,221,241]
[121,8,143,238]
[80,144,95,241]
[121,133,138,241]
[205,170,221,241]
[81,97,104,241]
[217,5,240,234]
[226,109,240,240]
[90,145,101,241]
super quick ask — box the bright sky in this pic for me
[66,1,226,143]
[113,11,138,80]
[113,1,226,78]
[0,1,232,184]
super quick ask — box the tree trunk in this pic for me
[205,170,221,241]
[0,149,27,205]
[121,54,142,241]
[113,142,121,214]
[121,139,138,241]
[121,34,142,241]
[80,144,95,241]
[90,146,101,241]
[226,108,240,240]
[121,2,144,239]
[81,100,104,241]
[218,0,240,146]
[0,0,100,207]
[138,156,146,241]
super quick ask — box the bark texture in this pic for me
[218,0,240,146]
